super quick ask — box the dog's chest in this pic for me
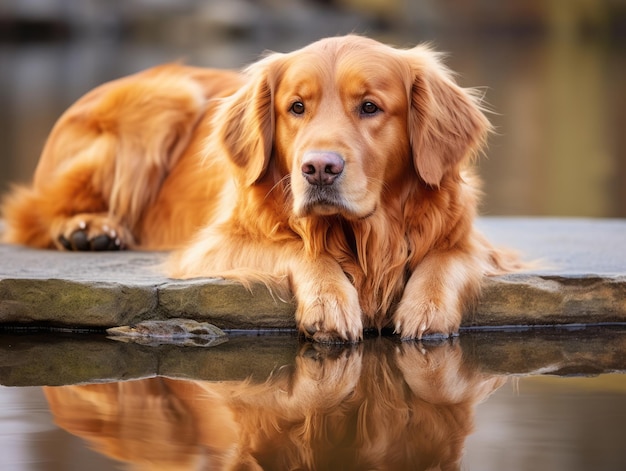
[337,222,409,321]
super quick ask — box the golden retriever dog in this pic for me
[44,339,505,470]
[1,35,518,341]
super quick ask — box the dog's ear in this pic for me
[405,47,491,187]
[213,54,282,186]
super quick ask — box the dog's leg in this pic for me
[1,135,122,249]
[290,255,364,343]
[171,230,364,342]
[392,248,483,340]
[2,70,205,250]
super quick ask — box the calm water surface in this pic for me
[1,331,625,470]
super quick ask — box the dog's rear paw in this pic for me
[53,215,134,251]
[58,228,121,251]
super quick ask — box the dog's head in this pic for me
[213,35,490,219]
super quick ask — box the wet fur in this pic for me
[1,35,520,341]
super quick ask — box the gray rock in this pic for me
[107,318,227,347]
[474,217,626,326]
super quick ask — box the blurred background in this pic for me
[0,0,624,217]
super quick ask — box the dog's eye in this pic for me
[290,101,305,115]
[361,102,379,115]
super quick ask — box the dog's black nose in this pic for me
[301,152,344,186]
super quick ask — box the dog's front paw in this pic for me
[52,214,134,251]
[393,299,461,341]
[296,283,363,343]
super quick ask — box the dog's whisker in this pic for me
[265,175,291,201]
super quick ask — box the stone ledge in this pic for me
[1,217,625,330]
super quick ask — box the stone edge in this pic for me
[1,272,625,330]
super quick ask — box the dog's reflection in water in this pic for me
[44,339,504,470]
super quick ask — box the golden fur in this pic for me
[44,339,505,470]
[1,35,519,341]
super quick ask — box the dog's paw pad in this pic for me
[57,224,124,251]
[91,233,121,251]
[70,229,90,251]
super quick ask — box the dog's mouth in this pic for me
[301,187,345,216]
[300,186,375,219]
